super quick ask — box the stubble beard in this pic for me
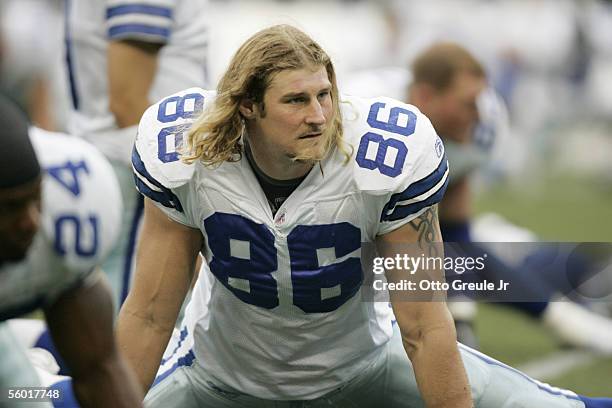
[290,128,332,163]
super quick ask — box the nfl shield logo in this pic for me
[435,137,444,158]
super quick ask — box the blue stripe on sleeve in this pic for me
[131,147,184,212]
[108,24,170,40]
[389,155,447,206]
[133,176,175,210]
[381,155,448,222]
[106,4,173,19]
[381,175,449,222]
[132,146,165,190]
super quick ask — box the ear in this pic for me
[409,83,436,106]
[239,99,257,120]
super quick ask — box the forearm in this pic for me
[116,303,174,392]
[45,276,144,407]
[117,199,202,391]
[72,351,143,408]
[403,321,472,408]
[108,40,160,128]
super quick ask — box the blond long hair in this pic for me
[182,24,349,166]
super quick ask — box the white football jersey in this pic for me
[133,88,448,399]
[0,128,122,321]
[64,0,209,164]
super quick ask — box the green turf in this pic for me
[549,357,612,397]
[474,175,612,241]
[471,175,612,395]
[475,303,562,367]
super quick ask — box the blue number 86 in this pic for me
[204,213,362,313]
[156,93,205,163]
[356,102,417,177]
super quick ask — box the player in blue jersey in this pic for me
[0,97,143,407]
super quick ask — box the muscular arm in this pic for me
[107,39,162,128]
[116,198,202,392]
[377,205,473,408]
[44,273,143,408]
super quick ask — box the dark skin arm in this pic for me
[44,272,143,407]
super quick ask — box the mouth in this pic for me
[299,132,323,140]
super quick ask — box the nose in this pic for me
[305,99,326,126]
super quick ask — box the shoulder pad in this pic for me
[341,94,447,195]
[133,87,216,189]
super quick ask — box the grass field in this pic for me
[473,174,612,396]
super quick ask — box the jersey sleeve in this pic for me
[105,0,175,43]
[132,87,212,227]
[345,95,449,236]
[377,135,448,235]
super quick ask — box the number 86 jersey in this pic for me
[133,88,449,399]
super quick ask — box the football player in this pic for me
[121,23,473,408]
[112,25,612,407]
[22,0,212,376]
[64,0,209,309]
[0,97,143,407]
[343,42,612,355]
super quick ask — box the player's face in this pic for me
[0,178,42,263]
[427,72,486,144]
[251,66,333,163]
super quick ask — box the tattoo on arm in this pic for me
[408,205,441,255]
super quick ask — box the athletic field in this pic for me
[474,174,612,396]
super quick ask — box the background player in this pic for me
[19,0,212,375]
[64,0,209,308]
[0,97,142,407]
[342,42,612,353]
